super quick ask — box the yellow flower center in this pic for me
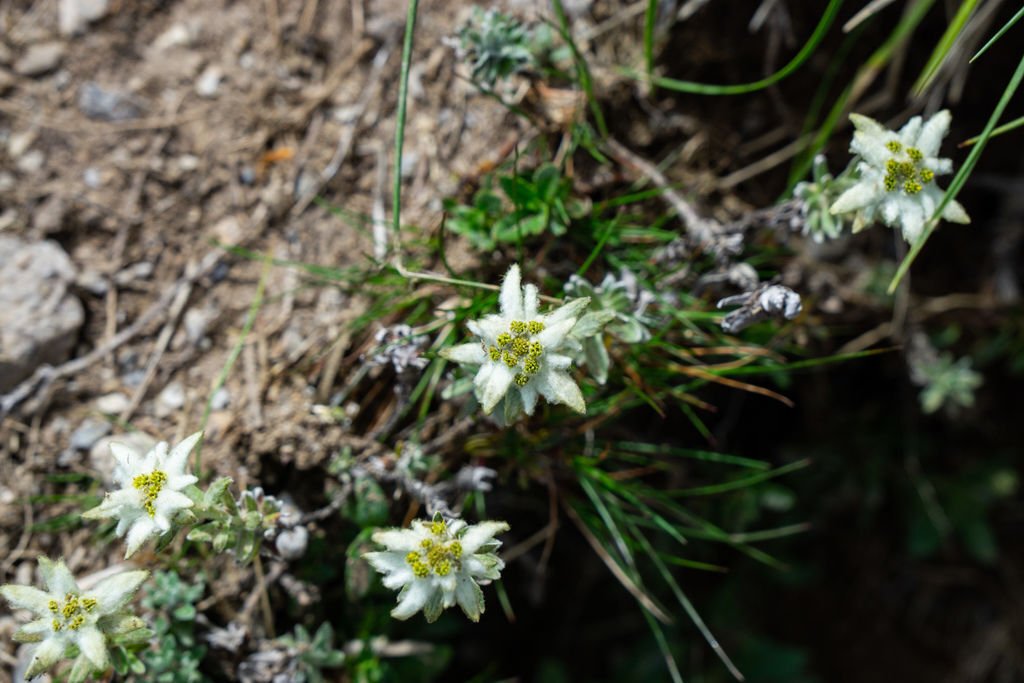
[132,470,168,517]
[49,592,95,632]
[405,521,465,578]
[487,319,547,387]
[882,142,932,196]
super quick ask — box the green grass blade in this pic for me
[630,0,843,95]
[640,608,685,683]
[195,256,270,476]
[959,113,1024,146]
[392,0,420,257]
[614,441,771,470]
[626,518,745,681]
[643,0,658,77]
[889,49,1024,293]
[971,5,1024,62]
[911,0,980,96]
[668,459,812,497]
[549,0,609,138]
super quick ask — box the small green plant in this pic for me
[138,570,208,683]
[444,163,586,250]
[275,623,347,682]
[453,8,537,87]
[911,351,983,414]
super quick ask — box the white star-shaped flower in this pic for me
[830,110,969,242]
[0,557,148,681]
[364,518,509,622]
[83,432,201,558]
[440,264,589,419]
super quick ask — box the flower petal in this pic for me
[523,284,539,319]
[520,383,538,415]
[109,441,141,474]
[164,432,202,476]
[363,550,408,575]
[38,557,78,596]
[468,315,507,346]
[830,182,880,215]
[914,110,950,157]
[88,569,147,615]
[124,517,158,558]
[154,489,194,518]
[942,198,970,224]
[75,625,109,671]
[477,363,513,414]
[370,529,420,553]
[0,585,53,615]
[441,343,487,365]
[536,368,586,414]
[13,617,51,643]
[458,521,510,555]
[391,580,433,620]
[25,637,65,678]
[544,297,589,327]
[499,264,524,320]
[897,115,922,147]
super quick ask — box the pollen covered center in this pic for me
[132,470,168,517]
[405,520,464,578]
[48,593,97,633]
[882,140,934,196]
[487,319,546,387]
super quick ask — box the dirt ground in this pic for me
[0,0,542,675]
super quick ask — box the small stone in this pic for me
[16,150,45,174]
[75,269,108,295]
[210,387,230,410]
[0,236,84,392]
[211,215,243,246]
[32,195,64,234]
[153,23,192,51]
[0,69,13,94]
[177,154,199,171]
[94,392,129,414]
[0,173,13,193]
[82,166,102,188]
[8,130,36,158]
[155,381,185,418]
[78,81,144,121]
[70,418,110,450]
[59,0,110,36]
[183,307,212,344]
[0,42,12,65]
[195,65,222,98]
[14,42,65,77]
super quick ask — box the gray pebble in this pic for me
[70,418,111,450]
[14,42,65,76]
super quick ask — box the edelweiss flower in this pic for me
[83,432,201,558]
[440,264,589,419]
[364,517,509,622]
[830,110,969,242]
[0,557,148,681]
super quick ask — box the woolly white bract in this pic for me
[364,518,508,623]
[83,432,201,558]
[830,110,969,243]
[0,557,148,682]
[440,264,589,420]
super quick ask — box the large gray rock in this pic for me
[0,236,84,392]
